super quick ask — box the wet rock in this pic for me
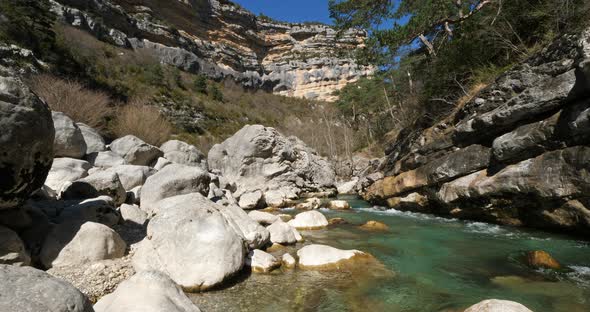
[288,211,328,230]
[0,225,31,266]
[360,221,389,231]
[295,197,321,210]
[267,220,301,245]
[0,264,94,312]
[0,67,54,210]
[94,270,201,312]
[525,250,562,270]
[53,111,87,158]
[246,249,281,273]
[328,217,348,225]
[40,221,126,268]
[110,135,163,166]
[77,123,106,154]
[327,200,351,210]
[464,299,533,312]
[297,244,374,270]
[282,253,296,269]
[160,140,207,170]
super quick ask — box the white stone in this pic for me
[248,210,279,225]
[247,249,280,273]
[119,204,147,225]
[52,111,87,158]
[106,165,153,191]
[297,244,365,268]
[77,123,106,154]
[267,220,300,245]
[464,299,533,312]
[281,253,296,268]
[327,200,351,210]
[288,211,328,229]
[44,158,92,193]
[238,190,263,209]
[110,135,163,166]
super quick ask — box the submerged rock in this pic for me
[525,250,562,270]
[464,299,533,312]
[94,270,201,312]
[360,220,390,231]
[327,200,351,210]
[297,244,374,270]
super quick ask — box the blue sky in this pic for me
[232,0,333,24]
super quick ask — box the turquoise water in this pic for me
[191,196,590,311]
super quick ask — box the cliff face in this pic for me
[50,0,372,102]
[364,27,590,235]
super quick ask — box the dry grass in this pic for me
[455,83,488,112]
[111,99,174,146]
[30,74,114,130]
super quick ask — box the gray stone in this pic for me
[160,140,208,170]
[110,135,163,166]
[86,151,127,168]
[53,111,87,158]
[238,190,264,209]
[0,67,54,210]
[0,225,30,266]
[119,203,147,225]
[61,171,127,206]
[45,158,92,193]
[0,264,94,312]
[77,123,106,154]
[106,165,154,191]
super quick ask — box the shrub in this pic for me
[111,100,173,146]
[30,74,113,130]
[193,74,208,94]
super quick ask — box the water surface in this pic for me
[192,196,590,311]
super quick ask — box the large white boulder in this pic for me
[132,193,245,291]
[94,270,201,312]
[119,203,147,225]
[215,203,270,249]
[337,178,359,195]
[464,299,533,312]
[40,221,126,268]
[106,165,154,191]
[52,111,87,159]
[110,135,163,166]
[208,125,336,201]
[60,170,127,205]
[297,244,371,270]
[139,164,210,216]
[287,211,329,229]
[0,225,31,266]
[248,210,280,225]
[267,220,301,245]
[160,140,207,170]
[44,158,92,193]
[238,190,264,210]
[86,151,127,168]
[77,123,106,154]
[246,249,280,273]
[0,264,94,312]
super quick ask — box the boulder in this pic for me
[386,192,429,211]
[49,196,121,227]
[139,164,210,216]
[132,193,245,291]
[106,165,154,191]
[61,171,127,206]
[53,111,87,158]
[464,299,533,312]
[153,157,172,171]
[94,270,201,312]
[295,197,321,210]
[0,67,54,210]
[328,217,348,225]
[119,203,147,225]
[0,264,94,312]
[86,151,127,168]
[282,253,296,269]
[337,178,359,195]
[248,210,280,225]
[160,140,208,170]
[267,220,301,245]
[246,249,281,273]
[208,125,335,199]
[264,188,297,208]
[238,190,264,209]
[525,250,561,270]
[215,203,270,249]
[288,211,329,230]
[360,220,390,231]
[40,221,126,268]
[110,135,163,166]
[77,123,106,154]
[44,158,92,194]
[0,225,31,266]
[126,186,142,205]
[327,200,351,210]
[297,244,373,270]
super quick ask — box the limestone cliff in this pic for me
[364,27,590,235]
[50,0,372,102]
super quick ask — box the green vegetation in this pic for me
[330,0,590,133]
[0,0,55,58]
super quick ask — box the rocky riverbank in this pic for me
[363,26,590,236]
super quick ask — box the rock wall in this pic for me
[50,0,372,102]
[365,27,590,235]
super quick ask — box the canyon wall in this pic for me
[50,0,372,102]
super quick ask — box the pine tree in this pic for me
[193,74,208,94]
